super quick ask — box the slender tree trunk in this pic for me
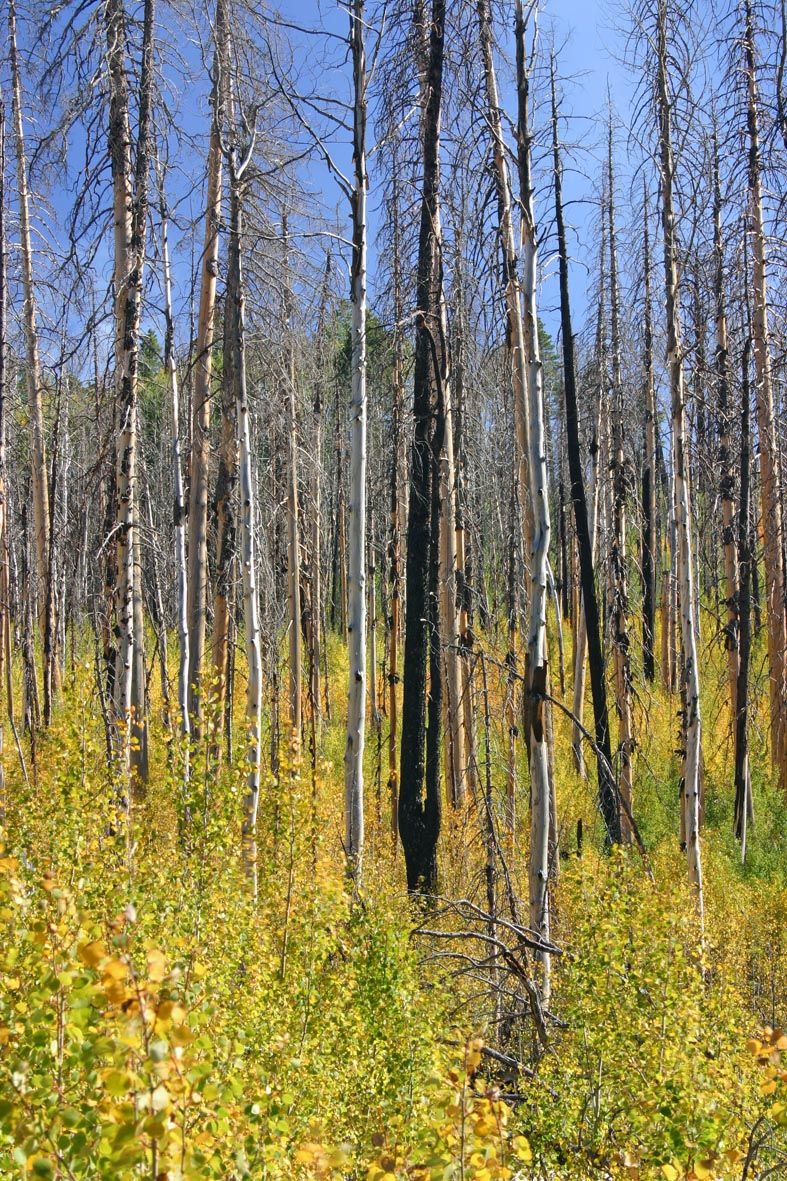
[283,221,303,746]
[735,333,752,855]
[227,154,262,887]
[344,0,368,881]
[572,219,606,777]
[156,159,190,768]
[515,8,553,996]
[743,0,787,788]
[438,320,467,809]
[309,255,330,741]
[388,171,404,845]
[399,0,446,893]
[607,126,634,840]
[656,0,704,918]
[211,40,240,756]
[8,0,57,720]
[478,0,553,930]
[105,0,153,783]
[211,202,239,738]
[478,0,531,562]
[641,183,657,684]
[552,60,620,845]
[713,134,739,725]
[187,0,225,723]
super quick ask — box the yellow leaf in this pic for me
[661,1166,679,1181]
[147,949,167,983]
[102,959,128,982]
[78,941,107,968]
[512,1136,532,1164]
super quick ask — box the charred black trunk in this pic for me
[399,0,446,892]
[551,65,621,845]
[734,336,752,841]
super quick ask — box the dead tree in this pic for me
[551,59,621,847]
[654,0,704,916]
[399,0,446,893]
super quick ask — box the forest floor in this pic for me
[0,623,786,1180]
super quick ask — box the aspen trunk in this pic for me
[656,1,704,918]
[283,224,303,745]
[187,0,225,723]
[743,0,787,787]
[227,163,262,884]
[309,255,331,740]
[477,0,539,870]
[211,212,240,733]
[344,0,368,880]
[438,305,467,809]
[8,0,57,718]
[478,0,531,557]
[157,161,190,763]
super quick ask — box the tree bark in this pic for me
[344,0,368,882]
[713,132,739,727]
[607,126,634,841]
[187,0,225,723]
[515,7,554,996]
[743,0,787,788]
[552,61,620,845]
[641,182,657,685]
[105,0,153,783]
[156,158,190,770]
[655,0,704,918]
[283,221,303,745]
[399,0,446,893]
[8,0,57,722]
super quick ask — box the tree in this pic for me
[551,58,621,848]
[344,0,369,882]
[399,0,446,893]
[187,0,226,724]
[654,0,704,916]
[742,0,786,789]
[105,0,154,784]
[8,0,57,724]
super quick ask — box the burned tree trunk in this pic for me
[399,0,446,893]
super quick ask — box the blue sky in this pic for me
[9,0,639,367]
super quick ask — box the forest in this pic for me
[0,0,786,1176]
